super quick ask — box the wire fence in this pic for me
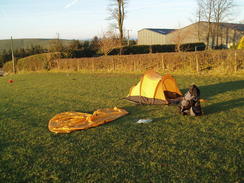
[54,50,244,73]
[3,49,244,73]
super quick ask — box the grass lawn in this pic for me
[0,72,243,182]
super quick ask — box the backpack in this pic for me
[179,85,202,116]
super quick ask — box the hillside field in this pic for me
[0,72,243,182]
[0,39,73,52]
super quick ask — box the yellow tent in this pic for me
[237,36,244,49]
[125,70,182,104]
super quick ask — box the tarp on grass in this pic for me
[48,107,128,133]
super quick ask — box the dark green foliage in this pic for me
[108,45,157,55]
[64,38,100,58]
[151,44,176,53]
[212,44,228,50]
[0,45,47,66]
[108,43,205,55]
[0,73,243,182]
[0,49,12,67]
[0,37,101,67]
[121,45,150,54]
[180,42,206,51]
[3,52,62,72]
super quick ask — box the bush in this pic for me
[151,44,176,53]
[180,42,206,51]
[108,43,205,55]
[3,52,62,73]
[237,36,244,49]
[108,45,147,55]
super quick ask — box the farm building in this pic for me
[138,21,244,48]
[137,28,176,45]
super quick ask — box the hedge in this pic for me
[108,42,205,55]
[3,52,62,73]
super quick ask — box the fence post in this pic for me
[77,59,80,71]
[133,60,136,72]
[11,36,16,74]
[196,53,199,73]
[91,59,94,72]
[113,58,115,71]
[161,55,165,71]
[234,51,238,72]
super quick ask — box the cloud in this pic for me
[64,0,80,9]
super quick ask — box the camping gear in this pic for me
[237,36,244,49]
[124,70,182,104]
[179,85,202,116]
[136,118,153,124]
[8,79,14,83]
[48,107,128,133]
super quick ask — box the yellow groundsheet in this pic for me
[48,107,128,133]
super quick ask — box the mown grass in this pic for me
[0,72,243,183]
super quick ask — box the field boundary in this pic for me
[3,49,244,74]
[55,50,244,73]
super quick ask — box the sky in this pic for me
[0,0,244,40]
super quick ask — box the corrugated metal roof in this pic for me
[144,28,176,35]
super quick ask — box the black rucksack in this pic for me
[179,85,202,116]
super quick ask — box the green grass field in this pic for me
[0,72,243,182]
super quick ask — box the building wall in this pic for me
[138,22,244,48]
[167,22,244,47]
[138,29,166,45]
[165,23,205,44]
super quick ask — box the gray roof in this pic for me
[144,28,176,35]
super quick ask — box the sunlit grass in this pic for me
[0,72,243,182]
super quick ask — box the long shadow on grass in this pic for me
[204,98,244,114]
[198,80,244,99]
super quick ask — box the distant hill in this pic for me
[0,38,73,52]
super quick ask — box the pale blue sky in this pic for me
[1,0,244,40]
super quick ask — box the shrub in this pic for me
[237,36,244,49]
[3,52,62,73]
[108,43,205,55]
[180,42,206,51]
[151,44,176,53]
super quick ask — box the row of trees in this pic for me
[195,0,234,48]
[0,35,136,67]
[0,38,99,66]
[0,45,46,67]
[50,37,100,58]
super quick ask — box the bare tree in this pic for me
[196,5,203,41]
[196,0,234,48]
[213,0,234,46]
[171,27,190,52]
[197,0,215,49]
[98,31,120,56]
[107,0,127,53]
[189,1,204,42]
